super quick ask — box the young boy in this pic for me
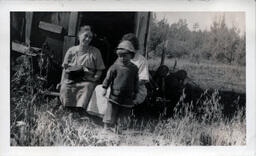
[102,40,139,131]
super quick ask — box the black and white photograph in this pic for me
[1,0,256,155]
[9,11,246,146]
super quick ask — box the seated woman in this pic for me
[59,25,105,113]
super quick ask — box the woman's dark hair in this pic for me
[121,33,139,50]
[77,25,94,37]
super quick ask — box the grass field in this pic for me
[148,58,245,93]
[10,57,246,146]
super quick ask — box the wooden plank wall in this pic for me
[51,12,70,31]
[27,12,74,64]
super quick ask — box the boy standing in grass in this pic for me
[102,40,139,132]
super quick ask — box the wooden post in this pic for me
[25,12,33,45]
[63,36,76,59]
[144,12,151,59]
[160,40,168,66]
[24,13,34,141]
[136,12,151,56]
[68,12,79,36]
[25,12,34,142]
[62,12,79,59]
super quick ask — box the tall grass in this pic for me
[10,90,246,146]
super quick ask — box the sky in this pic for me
[155,12,245,35]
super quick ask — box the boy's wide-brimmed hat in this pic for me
[116,40,135,54]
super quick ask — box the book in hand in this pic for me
[65,65,93,81]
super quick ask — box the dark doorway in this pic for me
[79,12,136,70]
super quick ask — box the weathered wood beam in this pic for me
[135,12,151,57]
[12,42,27,53]
[63,36,76,59]
[25,12,33,45]
[160,40,168,66]
[61,12,79,60]
[144,12,151,59]
[68,12,79,36]
[11,42,38,56]
[39,21,63,34]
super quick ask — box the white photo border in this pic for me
[0,0,255,156]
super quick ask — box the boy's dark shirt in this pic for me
[102,60,139,105]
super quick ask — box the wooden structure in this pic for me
[11,12,151,68]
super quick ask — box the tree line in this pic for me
[147,14,245,66]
